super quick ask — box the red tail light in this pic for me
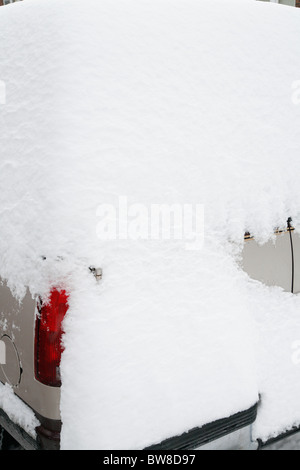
[35,289,69,387]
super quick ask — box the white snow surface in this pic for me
[0,382,39,438]
[0,0,300,449]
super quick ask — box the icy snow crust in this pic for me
[0,383,39,439]
[0,0,300,449]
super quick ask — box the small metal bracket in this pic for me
[89,267,103,282]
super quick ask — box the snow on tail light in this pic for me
[35,289,69,387]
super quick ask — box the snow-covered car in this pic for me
[0,222,298,450]
[0,278,258,450]
[1,0,300,451]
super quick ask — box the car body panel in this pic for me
[289,229,300,294]
[241,230,293,292]
[0,281,60,421]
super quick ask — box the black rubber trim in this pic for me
[0,406,61,450]
[35,411,61,450]
[145,403,258,450]
[0,407,39,450]
[258,425,300,449]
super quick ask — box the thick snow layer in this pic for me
[0,383,39,438]
[250,282,300,443]
[0,0,300,449]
